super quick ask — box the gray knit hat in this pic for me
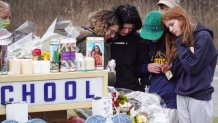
[157,0,180,8]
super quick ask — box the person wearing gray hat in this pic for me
[155,1,181,123]
[0,1,12,42]
[157,0,180,12]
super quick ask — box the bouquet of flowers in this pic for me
[112,91,131,113]
[32,48,50,60]
[111,91,148,123]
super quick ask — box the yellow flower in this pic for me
[40,51,50,60]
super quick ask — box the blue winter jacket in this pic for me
[138,41,177,109]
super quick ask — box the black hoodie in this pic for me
[109,32,149,91]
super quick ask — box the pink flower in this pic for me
[32,48,41,56]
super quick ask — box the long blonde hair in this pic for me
[162,6,196,46]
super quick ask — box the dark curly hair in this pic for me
[114,4,142,32]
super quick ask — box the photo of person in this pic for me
[61,43,67,52]
[66,42,76,52]
[94,45,103,66]
[89,46,95,57]
[87,42,95,57]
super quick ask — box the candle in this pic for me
[21,59,32,74]
[33,61,50,74]
[41,61,50,74]
[76,53,85,71]
[32,61,42,74]
[85,57,95,71]
[9,59,21,75]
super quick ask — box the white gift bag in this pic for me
[92,97,113,118]
[6,102,28,123]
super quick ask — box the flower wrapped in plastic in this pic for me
[12,21,37,43]
[39,18,80,52]
[126,91,169,123]
[108,87,171,123]
[8,21,39,59]
[109,87,148,123]
[112,91,131,113]
[8,33,40,59]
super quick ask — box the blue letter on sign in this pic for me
[22,84,35,103]
[86,81,94,98]
[65,81,76,100]
[1,86,14,103]
[44,83,56,102]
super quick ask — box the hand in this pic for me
[148,63,162,74]
[161,62,172,73]
[108,65,116,75]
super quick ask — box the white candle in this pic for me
[21,59,32,74]
[85,57,95,71]
[32,61,42,74]
[41,61,50,74]
[33,61,50,74]
[9,59,21,75]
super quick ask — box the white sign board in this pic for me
[0,77,104,109]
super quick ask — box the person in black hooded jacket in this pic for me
[108,4,150,91]
[162,6,217,123]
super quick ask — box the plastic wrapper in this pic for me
[8,33,39,59]
[38,18,58,52]
[149,112,169,123]
[55,19,80,38]
[12,21,37,44]
[0,28,12,45]
[106,59,116,72]
[8,21,39,59]
[108,87,168,123]
[39,18,80,52]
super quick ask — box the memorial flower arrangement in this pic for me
[32,48,50,60]
[111,91,148,123]
[112,92,130,112]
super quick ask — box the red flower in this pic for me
[32,48,41,56]
[112,92,116,98]
[113,100,120,107]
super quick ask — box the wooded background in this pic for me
[3,0,218,47]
